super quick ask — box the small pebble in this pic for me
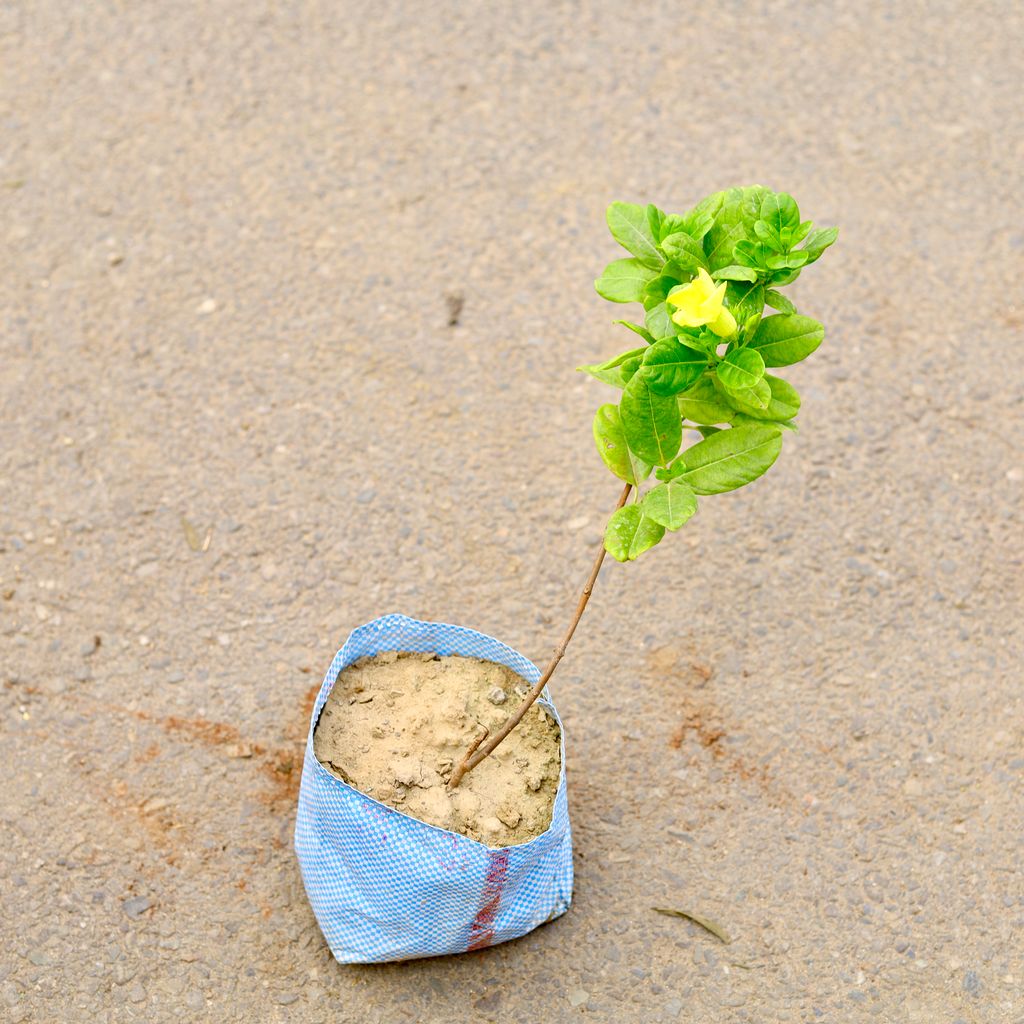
[122,896,152,920]
[112,964,136,986]
[487,686,507,705]
[567,989,589,1008]
[496,805,521,828]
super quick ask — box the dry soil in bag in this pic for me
[313,650,562,847]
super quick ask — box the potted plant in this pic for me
[295,185,837,963]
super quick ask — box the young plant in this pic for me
[448,186,837,788]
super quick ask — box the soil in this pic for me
[312,651,562,847]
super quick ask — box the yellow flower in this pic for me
[667,268,737,337]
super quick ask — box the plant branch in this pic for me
[448,481,633,789]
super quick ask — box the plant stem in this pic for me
[448,481,633,789]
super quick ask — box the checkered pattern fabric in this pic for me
[294,614,574,963]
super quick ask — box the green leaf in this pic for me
[747,314,824,366]
[741,311,762,343]
[677,424,784,495]
[676,375,736,425]
[660,260,696,284]
[607,202,664,269]
[680,191,725,241]
[643,274,682,306]
[592,404,649,485]
[734,239,773,269]
[683,212,715,244]
[641,479,697,531]
[764,289,796,315]
[722,376,771,410]
[766,250,809,270]
[724,280,765,323]
[717,348,766,394]
[660,231,707,273]
[753,219,783,250]
[595,259,658,303]
[782,219,813,249]
[685,328,721,355]
[769,268,801,287]
[703,187,766,271]
[613,320,655,343]
[604,505,665,562]
[620,374,682,467]
[640,338,707,396]
[723,373,801,421]
[644,301,673,340]
[732,412,798,432]
[656,213,688,241]
[799,225,839,264]
[760,192,800,239]
[656,198,719,246]
[621,356,643,382]
[703,203,750,272]
[577,346,648,387]
[712,264,758,283]
[646,204,664,245]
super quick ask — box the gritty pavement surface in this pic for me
[2,2,1023,1022]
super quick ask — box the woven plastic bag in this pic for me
[294,614,574,963]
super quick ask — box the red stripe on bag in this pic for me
[467,850,509,951]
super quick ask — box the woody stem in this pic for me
[448,482,632,789]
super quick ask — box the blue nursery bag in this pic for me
[294,614,574,963]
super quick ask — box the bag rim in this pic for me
[304,613,570,852]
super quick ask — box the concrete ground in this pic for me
[2,2,1022,1021]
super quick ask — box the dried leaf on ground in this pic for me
[652,906,732,944]
[182,517,212,552]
